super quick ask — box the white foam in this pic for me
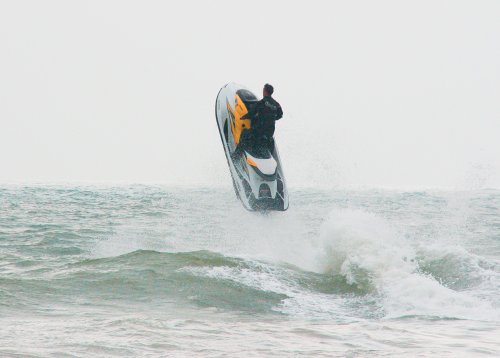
[315,208,500,320]
[181,262,354,320]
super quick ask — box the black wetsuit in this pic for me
[251,95,283,140]
[240,95,283,155]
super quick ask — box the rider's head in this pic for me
[263,83,274,97]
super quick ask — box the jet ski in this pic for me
[215,83,289,211]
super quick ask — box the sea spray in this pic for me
[316,208,500,320]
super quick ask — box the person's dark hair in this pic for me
[264,83,274,95]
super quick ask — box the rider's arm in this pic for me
[276,103,283,120]
[242,100,262,120]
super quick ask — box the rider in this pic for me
[237,84,283,157]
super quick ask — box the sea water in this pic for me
[1,185,499,357]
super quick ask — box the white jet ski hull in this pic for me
[215,83,289,211]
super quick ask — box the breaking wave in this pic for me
[85,205,499,321]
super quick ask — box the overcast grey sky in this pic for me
[1,0,499,189]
